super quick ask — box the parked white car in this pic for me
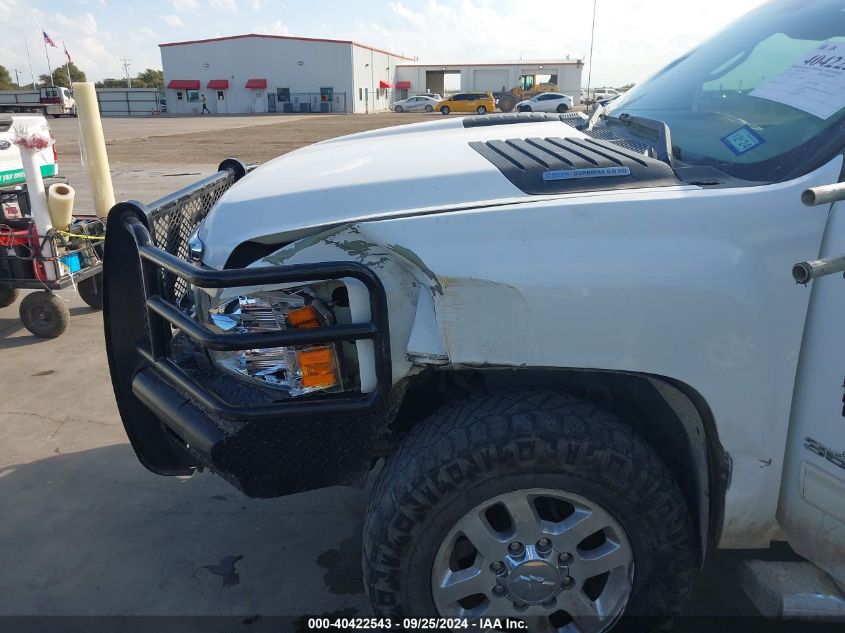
[515,92,574,113]
[392,96,439,113]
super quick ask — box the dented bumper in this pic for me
[102,160,394,497]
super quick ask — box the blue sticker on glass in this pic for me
[721,125,765,156]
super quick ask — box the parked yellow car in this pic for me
[437,92,496,115]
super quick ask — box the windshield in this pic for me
[605,0,845,181]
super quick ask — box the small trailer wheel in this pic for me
[0,286,20,308]
[19,291,70,338]
[77,273,103,310]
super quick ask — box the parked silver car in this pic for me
[392,96,439,113]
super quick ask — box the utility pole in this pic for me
[121,57,132,88]
[586,0,598,101]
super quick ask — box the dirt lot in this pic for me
[52,113,435,211]
[100,113,434,164]
[0,114,836,632]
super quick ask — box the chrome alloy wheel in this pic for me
[431,489,634,633]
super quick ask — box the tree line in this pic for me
[0,63,163,91]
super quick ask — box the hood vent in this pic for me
[463,112,563,128]
[469,136,681,195]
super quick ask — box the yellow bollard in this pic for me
[72,82,115,219]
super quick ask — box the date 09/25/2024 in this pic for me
[306,618,528,630]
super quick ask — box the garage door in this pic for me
[473,69,510,92]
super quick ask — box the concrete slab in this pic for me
[0,291,369,617]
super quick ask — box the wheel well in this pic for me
[387,367,726,564]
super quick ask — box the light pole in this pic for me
[14,69,21,87]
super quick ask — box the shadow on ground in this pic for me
[0,445,840,633]
[0,444,368,625]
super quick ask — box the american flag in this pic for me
[64,43,72,64]
[43,31,57,48]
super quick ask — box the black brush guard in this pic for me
[103,159,393,498]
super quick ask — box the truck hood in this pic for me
[199,116,589,269]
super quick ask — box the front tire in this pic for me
[363,390,696,630]
[394,106,404,113]
[498,94,517,112]
[440,106,450,115]
[557,103,570,113]
[476,105,488,115]
[19,291,70,338]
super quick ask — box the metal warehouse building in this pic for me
[160,34,414,115]
[394,60,584,104]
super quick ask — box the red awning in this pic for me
[166,79,200,90]
[207,79,229,89]
[245,78,267,89]
[395,81,412,90]
[379,80,393,89]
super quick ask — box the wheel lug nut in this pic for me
[537,538,552,552]
[493,584,506,596]
[561,576,575,590]
[508,541,524,556]
[491,561,505,573]
[558,552,573,565]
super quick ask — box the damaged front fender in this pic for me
[261,224,447,384]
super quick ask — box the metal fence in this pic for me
[96,88,161,117]
[268,92,347,114]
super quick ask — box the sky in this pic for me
[0,0,770,88]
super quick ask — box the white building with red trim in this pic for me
[159,34,414,115]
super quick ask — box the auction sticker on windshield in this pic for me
[750,42,845,120]
[721,125,765,156]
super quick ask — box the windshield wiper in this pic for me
[600,112,674,167]
[586,102,605,131]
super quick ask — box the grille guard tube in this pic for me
[103,159,394,496]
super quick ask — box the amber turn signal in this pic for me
[297,346,338,388]
[286,304,321,329]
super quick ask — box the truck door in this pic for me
[40,87,60,105]
[779,174,845,585]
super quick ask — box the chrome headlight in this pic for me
[199,287,344,397]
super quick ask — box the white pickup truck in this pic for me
[581,87,622,104]
[0,86,76,118]
[102,1,845,630]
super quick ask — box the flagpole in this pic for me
[24,36,36,90]
[42,28,54,86]
[63,42,72,88]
